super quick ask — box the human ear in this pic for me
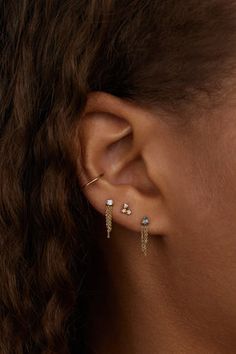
[75,91,164,235]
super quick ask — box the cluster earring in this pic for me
[140,216,150,256]
[105,199,114,238]
[121,203,132,215]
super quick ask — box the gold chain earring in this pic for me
[105,199,114,238]
[140,216,149,256]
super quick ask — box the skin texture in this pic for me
[77,90,236,354]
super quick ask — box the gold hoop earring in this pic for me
[140,216,149,256]
[105,199,113,238]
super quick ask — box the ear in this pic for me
[75,91,164,235]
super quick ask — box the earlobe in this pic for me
[75,91,164,236]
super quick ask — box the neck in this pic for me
[85,222,233,354]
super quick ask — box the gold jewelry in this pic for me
[140,216,149,256]
[121,203,132,215]
[105,199,113,238]
[81,173,104,189]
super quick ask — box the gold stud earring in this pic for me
[121,203,132,215]
[140,216,149,256]
[105,199,113,238]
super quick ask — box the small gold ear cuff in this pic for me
[81,173,104,189]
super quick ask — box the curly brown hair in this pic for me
[1,0,236,353]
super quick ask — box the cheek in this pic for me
[163,119,236,243]
[154,126,236,327]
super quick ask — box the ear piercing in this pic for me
[81,172,104,189]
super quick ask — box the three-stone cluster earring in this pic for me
[105,199,113,238]
[121,203,132,215]
[140,216,150,256]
